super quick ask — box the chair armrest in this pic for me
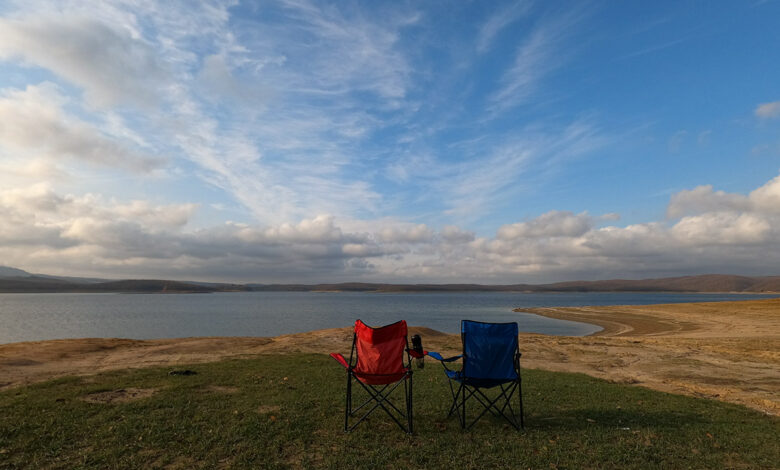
[406,348,428,359]
[329,353,350,369]
[428,351,462,362]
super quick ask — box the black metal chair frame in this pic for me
[342,331,414,434]
[437,323,524,430]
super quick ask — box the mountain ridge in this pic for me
[1,267,779,293]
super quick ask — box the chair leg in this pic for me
[461,382,467,429]
[518,377,524,429]
[446,380,459,418]
[346,373,414,433]
[344,371,351,432]
[454,382,524,431]
[407,373,413,434]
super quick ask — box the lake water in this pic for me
[0,291,776,344]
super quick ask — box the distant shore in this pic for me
[1,298,778,416]
[2,273,780,294]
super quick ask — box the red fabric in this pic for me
[353,319,409,385]
[407,349,427,359]
[330,353,349,369]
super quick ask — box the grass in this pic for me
[1,354,778,469]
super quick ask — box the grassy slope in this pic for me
[1,354,778,469]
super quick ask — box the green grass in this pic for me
[1,354,777,469]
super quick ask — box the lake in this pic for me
[0,291,776,344]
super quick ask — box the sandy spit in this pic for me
[0,299,778,416]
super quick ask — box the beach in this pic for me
[1,298,778,416]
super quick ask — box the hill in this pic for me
[0,266,32,278]
[0,276,248,294]
[1,268,779,293]
[253,275,780,293]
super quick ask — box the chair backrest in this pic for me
[461,320,518,380]
[353,319,408,377]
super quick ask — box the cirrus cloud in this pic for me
[0,83,163,172]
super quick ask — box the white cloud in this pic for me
[442,119,605,219]
[113,201,199,229]
[671,212,771,245]
[258,215,345,244]
[0,1,603,230]
[376,224,434,244]
[198,53,267,104]
[489,9,584,112]
[668,175,780,218]
[0,1,394,225]
[476,1,531,53]
[490,24,556,110]
[0,15,170,108]
[0,83,163,172]
[440,225,475,244]
[755,101,780,119]
[497,211,593,240]
[273,0,415,100]
[4,173,780,283]
[667,185,750,218]
[749,173,780,212]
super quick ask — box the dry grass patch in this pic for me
[257,404,281,414]
[81,387,157,404]
[202,385,239,394]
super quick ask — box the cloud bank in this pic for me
[2,174,780,283]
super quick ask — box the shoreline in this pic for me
[1,299,778,416]
[517,298,780,337]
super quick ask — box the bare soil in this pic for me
[1,299,778,415]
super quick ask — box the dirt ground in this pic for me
[1,298,778,416]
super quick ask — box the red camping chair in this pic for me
[330,320,423,434]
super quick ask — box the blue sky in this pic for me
[0,0,779,283]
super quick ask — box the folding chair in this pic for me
[428,320,524,430]
[330,319,421,434]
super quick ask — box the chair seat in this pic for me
[354,368,410,385]
[445,369,517,388]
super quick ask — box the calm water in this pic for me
[0,291,776,344]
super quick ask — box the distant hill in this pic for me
[0,276,248,293]
[251,275,780,293]
[533,275,772,293]
[0,268,779,293]
[0,266,32,278]
[0,266,106,284]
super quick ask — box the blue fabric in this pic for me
[428,351,462,362]
[461,320,518,385]
[428,351,444,361]
[446,362,515,388]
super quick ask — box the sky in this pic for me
[0,0,779,284]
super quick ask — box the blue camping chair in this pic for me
[429,320,524,430]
